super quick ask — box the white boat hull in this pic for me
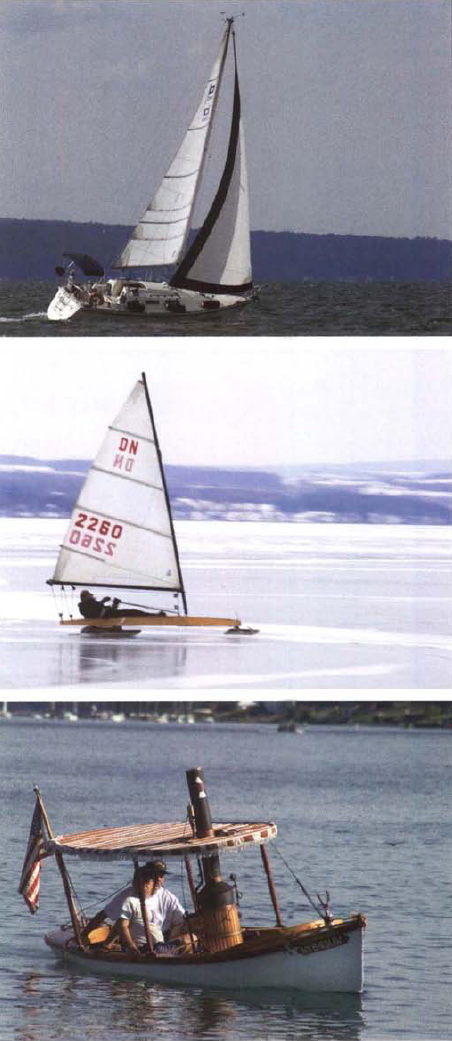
[45,918,365,993]
[47,286,84,321]
[47,279,252,321]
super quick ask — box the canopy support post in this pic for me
[260,844,283,926]
[33,786,85,950]
[184,854,198,910]
[55,851,85,950]
[134,864,154,954]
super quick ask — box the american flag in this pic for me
[18,797,46,914]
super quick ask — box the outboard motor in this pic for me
[186,767,243,953]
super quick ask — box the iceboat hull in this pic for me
[45,917,365,993]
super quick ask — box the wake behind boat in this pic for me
[47,372,257,637]
[47,18,255,322]
[21,768,366,992]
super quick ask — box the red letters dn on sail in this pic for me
[113,436,139,473]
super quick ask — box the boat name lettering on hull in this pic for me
[294,933,349,956]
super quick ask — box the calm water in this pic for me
[0,519,451,691]
[2,720,451,1040]
[0,281,450,336]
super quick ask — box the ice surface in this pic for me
[0,519,450,691]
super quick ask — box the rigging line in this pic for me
[50,583,63,621]
[272,842,328,921]
[117,598,180,615]
[61,584,73,620]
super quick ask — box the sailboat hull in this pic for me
[48,280,252,320]
[47,285,84,321]
[45,917,365,992]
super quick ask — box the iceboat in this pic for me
[47,18,255,322]
[47,372,257,637]
[35,768,366,992]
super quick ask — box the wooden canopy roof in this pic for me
[45,820,277,861]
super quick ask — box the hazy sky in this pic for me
[1,0,450,238]
[2,342,450,467]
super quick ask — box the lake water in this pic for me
[0,519,450,691]
[0,281,450,336]
[2,719,451,1040]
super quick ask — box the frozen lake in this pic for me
[0,519,451,691]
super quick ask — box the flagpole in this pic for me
[33,786,85,950]
[33,786,54,839]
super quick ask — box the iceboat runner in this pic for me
[26,768,366,992]
[47,18,255,322]
[47,372,257,637]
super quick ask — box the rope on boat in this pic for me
[50,584,62,620]
[117,598,180,616]
[55,584,74,620]
[272,842,332,924]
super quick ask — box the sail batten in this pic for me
[110,426,155,445]
[91,465,164,494]
[50,377,185,601]
[112,28,231,270]
[54,548,176,588]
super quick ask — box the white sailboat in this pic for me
[47,373,256,636]
[47,18,254,322]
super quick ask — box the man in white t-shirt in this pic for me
[81,861,157,942]
[119,860,187,955]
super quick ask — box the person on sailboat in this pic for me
[118,861,191,956]
[78,590,165,619]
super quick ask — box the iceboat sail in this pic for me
[48,374,186,603]
[170,31,252,295]
[112,27,231,270]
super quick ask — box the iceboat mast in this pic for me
[141,371,187,615]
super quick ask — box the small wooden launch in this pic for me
[34,767,366,991]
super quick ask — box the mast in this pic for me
[141,373,188,615]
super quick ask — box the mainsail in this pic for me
[49,376,185,602]
[112,28,231,270]
[171,33,252,295]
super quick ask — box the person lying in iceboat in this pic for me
[78,590,165,619]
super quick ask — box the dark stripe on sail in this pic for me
[170,60,250,295]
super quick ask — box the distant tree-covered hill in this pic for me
[0,218,450,282]
[1,456,450,524]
